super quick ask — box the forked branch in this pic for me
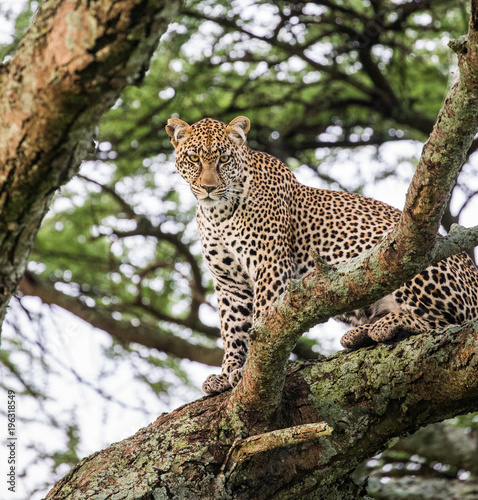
[229,3,478,434]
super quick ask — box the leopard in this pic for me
[166,115,478,395]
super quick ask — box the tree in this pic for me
[44,0,478,493]
[1,0,478,497]
[15,0,477,375]
[46,323,478,499]
[0,0,182,492]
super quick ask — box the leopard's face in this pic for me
[166,117,250,207]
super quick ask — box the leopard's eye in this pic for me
[219,155,230,163]
[188,153,199,162]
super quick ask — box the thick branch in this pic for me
[391,422,478,476]
[0,0,182,326]
[46,323,478,499]
[223,422,333,472]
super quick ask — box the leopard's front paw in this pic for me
[202,373,231,395]
[340,325,374,349]
[228,367,244,388]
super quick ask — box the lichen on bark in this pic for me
[228,18,478,434]
[45,322,478,500]
[4,0,478,498]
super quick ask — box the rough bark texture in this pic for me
[0,0,182,326]
[46,322,478,500]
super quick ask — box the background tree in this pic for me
[1,0,478,498]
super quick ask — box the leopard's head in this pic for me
[165,116,250,207]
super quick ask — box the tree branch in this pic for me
[18,271,222,366]
[19,270,323,363]
[390,421,478,476]
[46,323,478,499]
[223,422,333,473]
[229,10,478,433]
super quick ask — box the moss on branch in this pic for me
[46,323,478,499]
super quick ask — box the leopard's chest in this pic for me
[197,208,265,284]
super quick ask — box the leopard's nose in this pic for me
[201,185,217,193]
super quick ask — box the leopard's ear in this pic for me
[226,116,250,146]
[165,118,192,148]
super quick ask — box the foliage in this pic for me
[29,0,478,365]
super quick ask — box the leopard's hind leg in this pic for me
[340,312,441,348]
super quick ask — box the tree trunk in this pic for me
[46,323,478,499]
[0,0,182,327]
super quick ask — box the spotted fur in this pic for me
[166,116,478,394]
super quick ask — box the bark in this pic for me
[46,322,478,500]
[6,1,478,498]
[0,0,182,326]
[229,16,478,432]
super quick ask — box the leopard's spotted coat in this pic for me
[166,116,478,394]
